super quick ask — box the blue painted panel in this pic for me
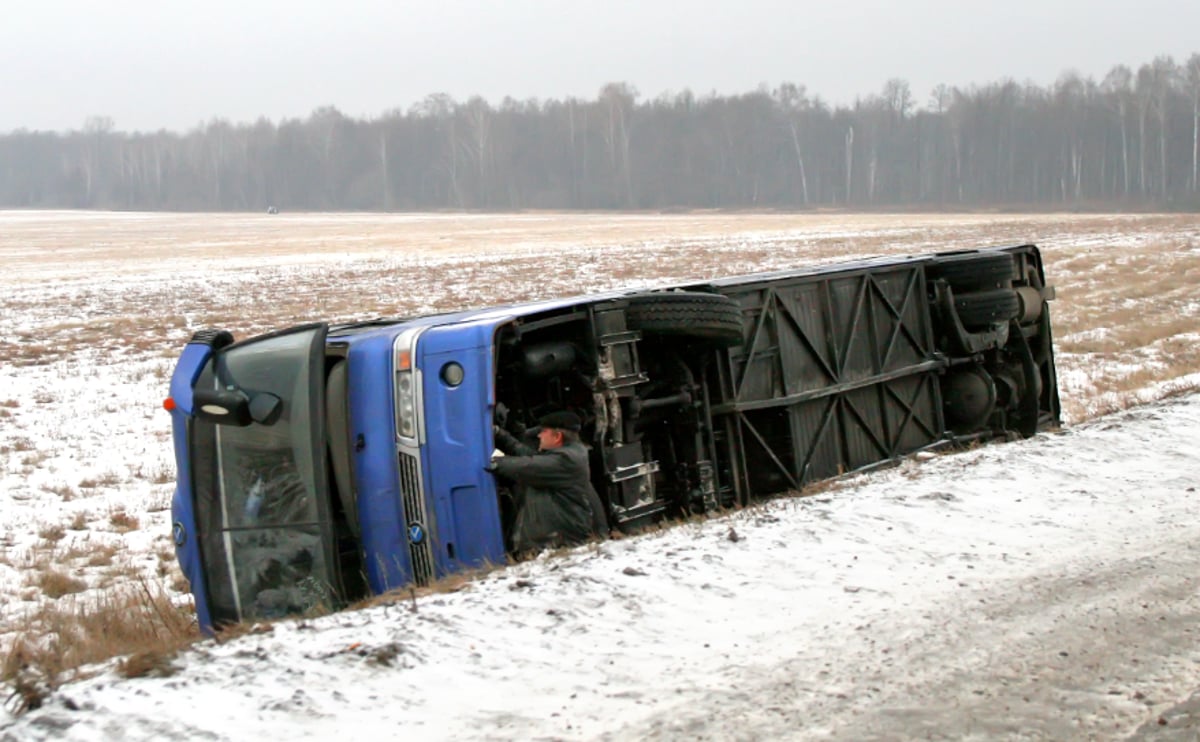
[346,333,414,593]
[417,320,506,574]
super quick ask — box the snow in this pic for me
[2,211,1199,739]
[2,393,1199,740]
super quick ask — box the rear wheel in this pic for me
[953,289,1021,330]
[926,252,1015,291]
[625,292,744,347]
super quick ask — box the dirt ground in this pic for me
[1,210,1192,281]
[1131,691,1200,739]
[3,210,1197,421]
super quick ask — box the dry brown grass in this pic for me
[144,491,172,513]
[18,451,48,468]
[77,471,121,491]
[108,509,140,533]
[154,548,176,578]
[85,544,118,568]
[2,578,198,699]
[1079,379,1200,419]
[133,462,176,486]
[1039,232,1200,421]
[118,650,178,679]
[4,437,35,454]
[168,572,190,594]
[29,569,87,599]
[36,524,65,544]
[343,562,507,616]
[60,540,97,561]
[0,212,1168,361]
[41,483,77,501]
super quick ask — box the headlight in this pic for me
[393,328,424,443]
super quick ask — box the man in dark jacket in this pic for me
[491,410,608,554]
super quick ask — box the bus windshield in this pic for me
[189,325,337,623]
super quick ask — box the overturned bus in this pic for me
[166,245,1060,630]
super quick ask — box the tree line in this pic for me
[2,53,1199,212]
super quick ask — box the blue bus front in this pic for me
[351,318,507,593]
[168,318,508,630]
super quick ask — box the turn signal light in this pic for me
[396,349,412,371]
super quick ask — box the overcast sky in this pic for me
[3,0,1198,134]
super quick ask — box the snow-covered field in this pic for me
[6,391,1200,741]
[2,211,1199,739]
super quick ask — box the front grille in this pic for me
[398,450,435,585]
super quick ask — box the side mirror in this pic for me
[248,392,283,425]
[193,389,282,427]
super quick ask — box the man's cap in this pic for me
[538,410,582,432]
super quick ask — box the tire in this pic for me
[926,252,1015,291]
[953,289,1021,329]
[625,292,744,347]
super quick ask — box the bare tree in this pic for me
[775,83,810,205]
[929,84,952,114]
[844,124,854,203]
[1186,54,1200,192]
[1148,56,1178,198]
[566,98,588,208]
[463,96,493,207]
[1135,64,1156,195]
[1103,65,1134,195]
[599,82,637,207]
[81,115,114,206]
[1055,72,1087,202]
[882,78,913,122]
[378,128,392,211]
[413,94,463,208]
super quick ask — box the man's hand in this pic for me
[485,448,505,473]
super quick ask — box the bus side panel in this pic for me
[346,334,414,593]
[712,263,944,494]
[418,322,506,576]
